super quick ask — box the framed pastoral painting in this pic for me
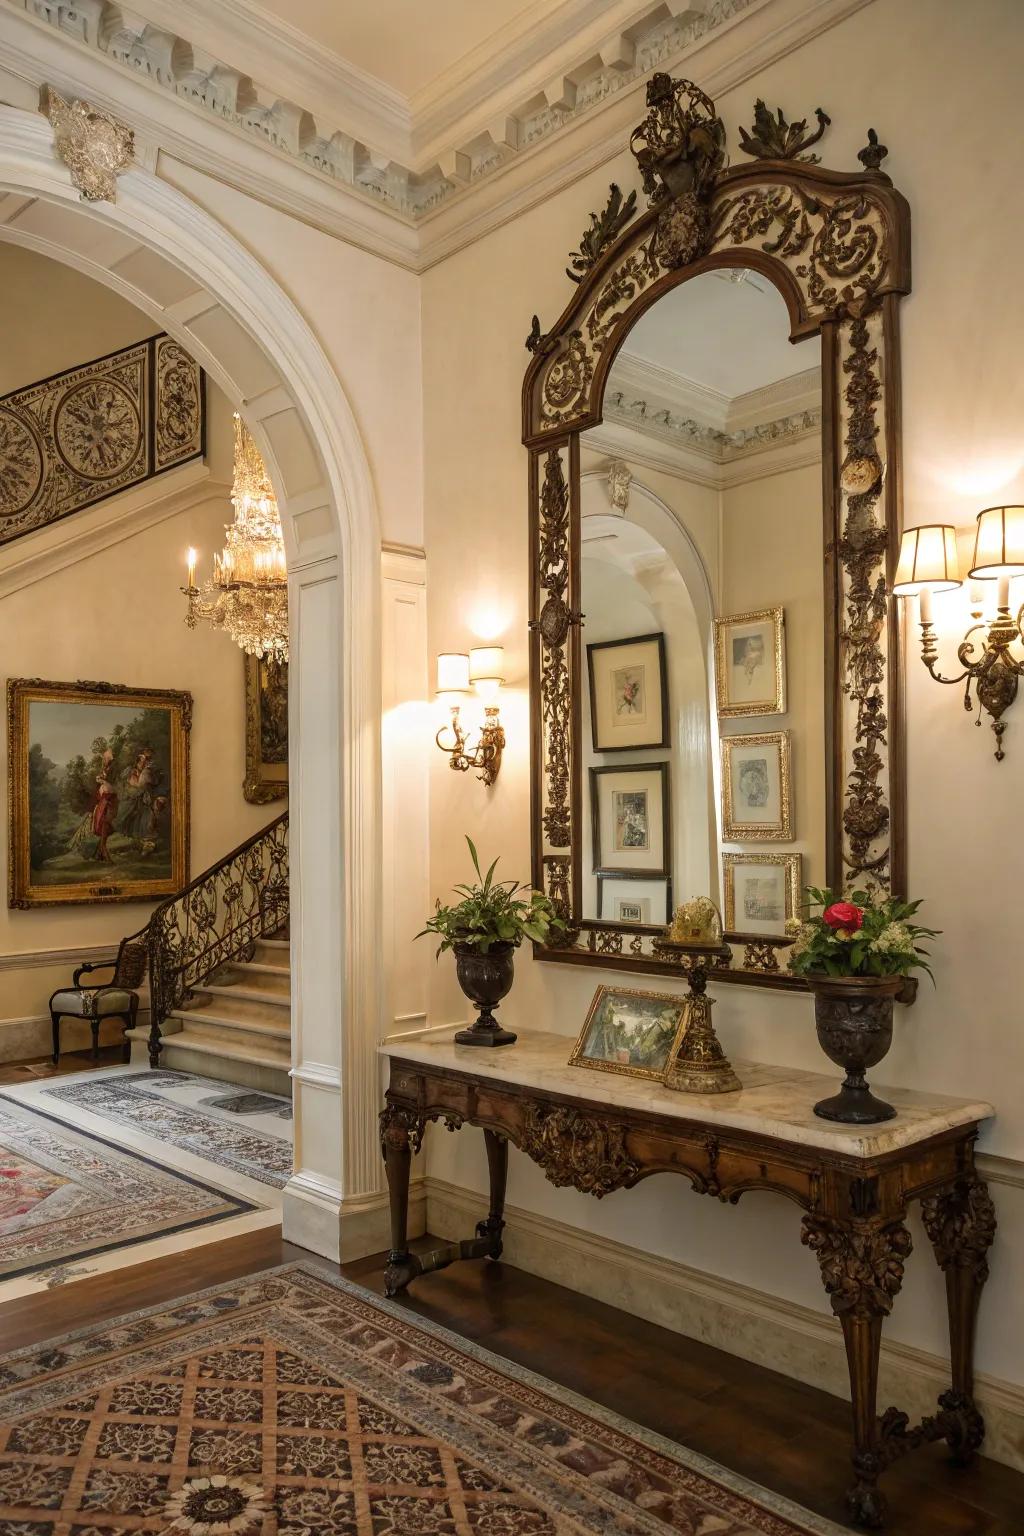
[244,655,288,804]
[722,852,802,938]
[597,874,672,926]
[7,678,191,908]
[721,731,792,841]
[590,762,670,877]
[714,606,786,717]
[570,985,688,1082]
[587,632,668,751]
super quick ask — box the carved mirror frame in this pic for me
[523,80,910,992]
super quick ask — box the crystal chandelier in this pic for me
[181,414,289,662]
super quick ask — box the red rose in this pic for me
[823,901,863,932]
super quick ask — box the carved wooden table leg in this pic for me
[921,1175,997,1464]
[379,1102,422,1298]
[478,1129,508,1258]
[802,1212,912,1528]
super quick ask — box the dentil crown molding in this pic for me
[0,0,874,268]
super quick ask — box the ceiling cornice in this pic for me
[0,0,876,270]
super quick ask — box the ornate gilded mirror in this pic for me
[523,77,910,990]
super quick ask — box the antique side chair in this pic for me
[48,927,149,1064]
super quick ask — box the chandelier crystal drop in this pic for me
[182,414,289,662]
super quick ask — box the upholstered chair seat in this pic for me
[48,930,148,1065]
[49,987,135,1017]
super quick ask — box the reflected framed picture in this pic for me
[244,655,288,805]
[7,678,191,908]
[596,874,672,926]
[722,852,802,938]
[714,606,786,717]
[570,984,688,1082]
[721,731,792,840]
[590,762,670,877]
[587,632,668,751]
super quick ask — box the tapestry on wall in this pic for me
[0,333,205,546]
[243,653,288,804]
[0,1262,847,1536]
[7,678,191,908]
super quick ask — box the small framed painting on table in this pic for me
[570,985,688,1082]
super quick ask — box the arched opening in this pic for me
[0,104,384,1264]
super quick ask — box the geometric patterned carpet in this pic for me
[0,1098,257,1289]
[0,1263,845,1535]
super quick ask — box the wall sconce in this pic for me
[894,508,1024,760]
[435,647,506,785]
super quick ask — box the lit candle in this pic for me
[186,547,197,589]
[918,586,933,625]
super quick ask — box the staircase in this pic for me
[131,934,291,1096]
[126,812,291,1095]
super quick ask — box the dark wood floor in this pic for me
[1,1218,1020,1535]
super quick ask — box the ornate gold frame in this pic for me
[524,77,910,991]
[7,677,191,908]
[243,655,288,805]
[713,605,786,718]
[721,731,792,841]
[569,983,689,1082]
[722,851,802,937]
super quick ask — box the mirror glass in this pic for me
[579,268,824,939]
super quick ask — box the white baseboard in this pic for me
[284,1172,426,1265]
[424,1174,1024,1474]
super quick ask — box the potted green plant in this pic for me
[418,838,565,1046]
[787,887,938,1124]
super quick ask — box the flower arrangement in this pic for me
[786,886,938,981]
[418,837,565,957]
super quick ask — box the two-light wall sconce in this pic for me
[435,647,506,785]
[894,505,1024,760]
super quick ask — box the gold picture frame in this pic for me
[721,731,792,841]
[714,606,786,718]
[243,655,288,805]
[7,678,191,908]
[722,852,802,939]
[569,984,689,1082]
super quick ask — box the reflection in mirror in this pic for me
[580,268,823,941]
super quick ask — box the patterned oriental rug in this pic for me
[0,1262,847,1536]
[6,1068,293,1189]
[0,1098,257,1288]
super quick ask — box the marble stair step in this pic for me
[237,954,290,977]
[154,1031,292,1094]
[176,1021,291,1060]
[208,967,290,998]
[169,1004,290,1037]
[188,986,290,1022]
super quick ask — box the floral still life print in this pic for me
[0,1262,848,1536]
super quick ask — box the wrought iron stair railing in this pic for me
[146,811,288,1065]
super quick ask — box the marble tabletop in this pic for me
[381,1028,994,1160]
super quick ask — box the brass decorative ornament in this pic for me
[656,900,740,1095]
[40,86,134,203]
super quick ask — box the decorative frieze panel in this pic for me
[0,333,204,546]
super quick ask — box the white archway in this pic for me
[0,104,385,1261]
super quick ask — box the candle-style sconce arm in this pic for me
[916,610,1024,762]
[436,705,505,786]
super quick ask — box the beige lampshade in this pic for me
[468,646,505,684]
[968,506,1024,578]
[892,525,961,594]
[436,652,470,693]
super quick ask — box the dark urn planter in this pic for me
[808,974,904,1124]
[453,940,517,1047]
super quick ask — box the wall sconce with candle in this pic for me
[894,507,1024,760]
[435,647,506,785]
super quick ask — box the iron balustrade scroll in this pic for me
[147,811,288,1064]
[523,77,911,992]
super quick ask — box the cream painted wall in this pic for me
[156,158,425,551]
[0,252,270,1051]
[420,0,1024,1393]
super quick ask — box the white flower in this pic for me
[164,1475,267,1535]
[870,921,916,958]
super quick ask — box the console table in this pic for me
[379,1029,996,1527]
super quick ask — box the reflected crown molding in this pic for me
[0,0,875,268]
[585,418,823,490]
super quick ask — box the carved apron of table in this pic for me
[379,1051,995,1529]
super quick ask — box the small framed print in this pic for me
[721,731,792,841]
[570,985,688,1082]
[722,852,802,938]
[596,875,672,926]
[714,606,786,717]
[587,632,668,751]
[590,762,670,877]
